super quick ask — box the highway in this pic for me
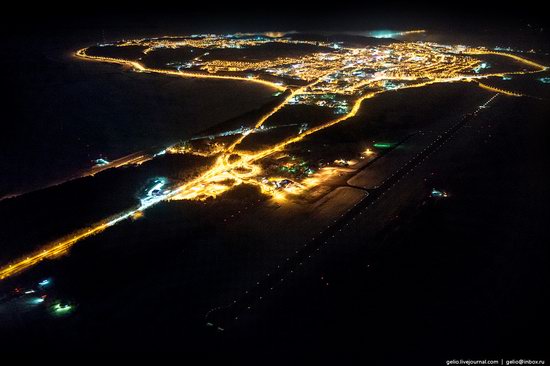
[0,174,170,280]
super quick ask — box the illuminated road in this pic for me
[0,34,547,281]
[476,81,523,97]
[75,48,286,92]
[0,181,167,280]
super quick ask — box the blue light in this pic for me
[473,63,490,73]
[368,30,398,39]
[140,178,170,207]
[38,279,51,286]
[94,158,109,166]
[431,189,448,198]
[28,297,45,305]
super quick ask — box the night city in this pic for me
[0,3,548,362]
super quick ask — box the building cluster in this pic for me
[105,35,485,99]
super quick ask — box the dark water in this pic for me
[0,34,274,197]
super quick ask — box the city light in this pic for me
[28,297,45,305]
[38,279,51,286]
[52,303,74,315]
[0,33,546,282]
[94,158,110,166]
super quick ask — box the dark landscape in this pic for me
[0,7,548,363]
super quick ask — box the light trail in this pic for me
[1,36,547,281]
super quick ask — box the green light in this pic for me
[52,303,73,315]
[373,142,394,148]
[368,30,398,39]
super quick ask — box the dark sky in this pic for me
[3,1,549,36]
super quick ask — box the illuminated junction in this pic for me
[0,32,546,281]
